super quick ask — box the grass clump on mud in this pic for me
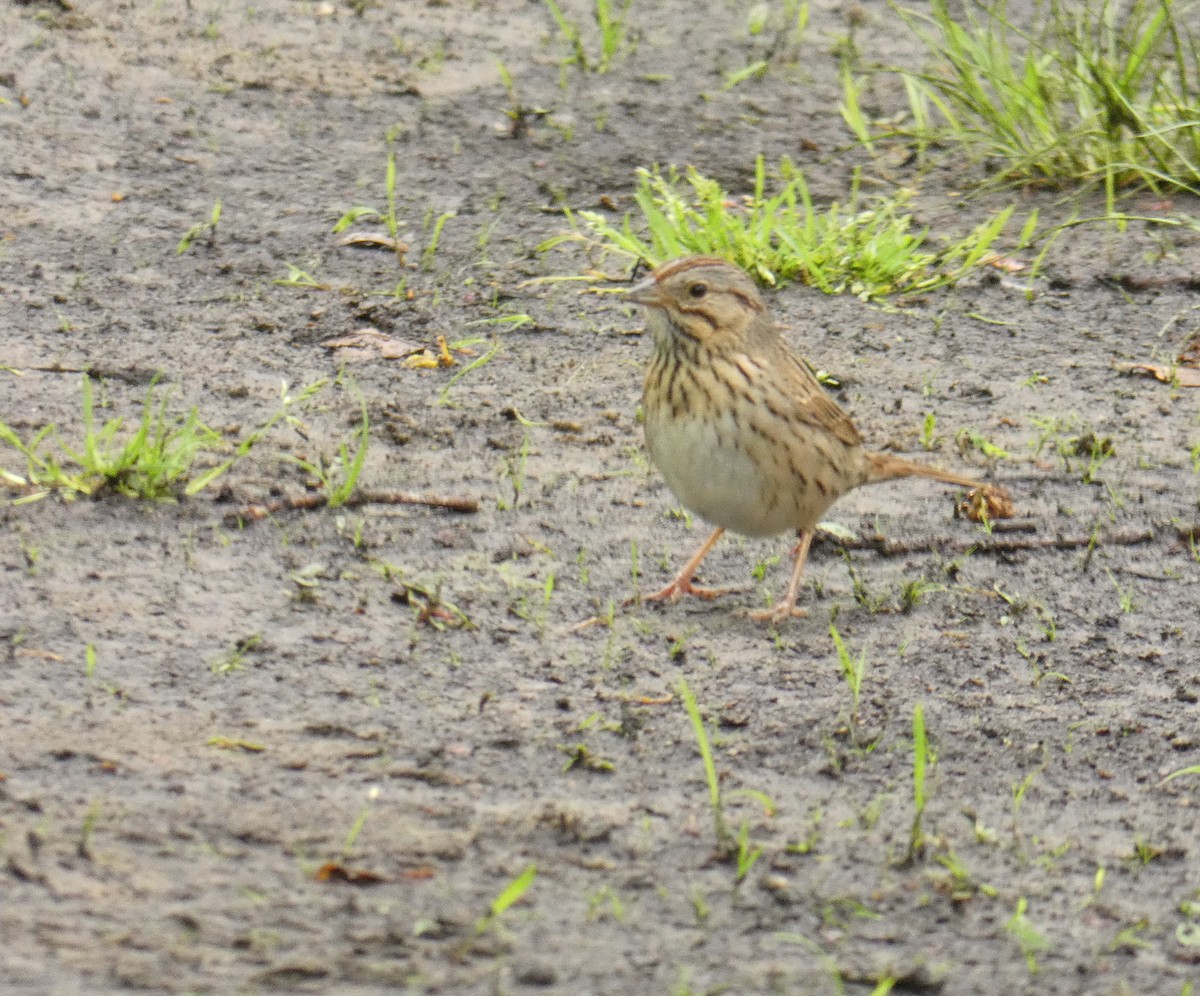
[555,156,1026,298]
[0,376,321,503]
[877,0,1200,203]
[541,0,634,76]
[678,677,772,883]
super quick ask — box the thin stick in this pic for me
[228,488,478,523]
[833,526,1156,558]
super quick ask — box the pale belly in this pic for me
[645,409,827,537]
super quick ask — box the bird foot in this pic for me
[634,578,746,605]
[748,602,808,624]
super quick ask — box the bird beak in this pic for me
[626,274,663,307]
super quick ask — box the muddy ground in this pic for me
[3,1,1200,993]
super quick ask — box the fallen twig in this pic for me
[832,526,1156,558]
[228,488,478,523]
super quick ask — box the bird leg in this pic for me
[638,527,745,604]
[749,530,813,623]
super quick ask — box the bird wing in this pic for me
[780,351,863,448]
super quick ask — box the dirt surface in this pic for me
[3,2,1200,993]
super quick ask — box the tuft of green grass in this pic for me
[585,884,626,922]
[281,387,369,509]
[476,864,537,935]
[899,575,945,613]
[509,567,557,637]
[1,377,323,504]
[839,549,891,614]
[333,132,408,266]
[1007,896,1050,973]
[724,60,770,90]
[919,411,940,451]
[678,677,733,858]
[744,0,809,56]
[381,132,406,262]
[495,60,554,140]
[274,263,327,289]
[886,0,1200,207]
[830,623,869,717]
[210,634,262,675]
[559,741,615,773]
[1,375,220,501]
[437,339,502,407]
[729,0,811,86]
[72,376,221,499]
[775,931,894,994]
[1030,413,1114,482]
[935,849,999,901]
[78,798,103,860]
[732,820,763,881]
[593,0,632,71]
[1010,764,1045,853]
[495,410,541,511]
[1105,568,1139,613]
[559,156,1016,300]
[422,210,457,270]
[908,702,933,861]
[177,199,222,254]
[340,786,379,858]
[1161,763,1200,785]
[541,0,633,76]
[678,678,773,881]
[1107,918,1152,953]
[956,427,1013,462]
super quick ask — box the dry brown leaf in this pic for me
[1116,362,1200,387]
[987,254,1025,273]
[1179,333,1200,367]
[960,485,1015,523]
[15,647,64,661]
[321,328,425,362]
[402,335,457,369]
[401,866,437,880]
[314,862,389,885]
[340,232,408,254]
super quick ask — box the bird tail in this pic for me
[864,451,984,490]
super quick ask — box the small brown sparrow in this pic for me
[629,255,996,623]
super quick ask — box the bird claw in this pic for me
[636,579,746,605]
[748,603,808,624]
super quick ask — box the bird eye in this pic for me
[688,282,707,299]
